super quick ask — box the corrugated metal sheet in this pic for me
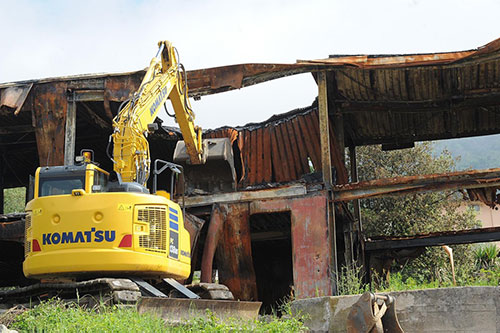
[204,106,348,187]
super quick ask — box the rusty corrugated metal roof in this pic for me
[204,106,348,187]
[3,37,500,188]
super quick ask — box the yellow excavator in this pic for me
[22,41,235,282]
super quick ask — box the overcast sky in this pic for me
[1,0,499,129]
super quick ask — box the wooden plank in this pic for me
[317,71,332,187]
[262,126,272,182]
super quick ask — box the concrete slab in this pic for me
[291,286,500,332]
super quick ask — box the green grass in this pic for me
[4,187,26,213]
[9,299,307,332]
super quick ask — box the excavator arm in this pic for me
[112,41,204,185]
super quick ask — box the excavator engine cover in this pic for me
[173,138,236,194]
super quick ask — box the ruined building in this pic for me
[3,37,500,310]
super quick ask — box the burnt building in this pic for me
[3,37,500,309]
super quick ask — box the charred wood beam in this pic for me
[80,102,111,129]
[365,226,500,251]
[349,128,500,148]
[318,71,332,188]
[335,92,500,114]
[333,168,500,202]
[73,89,104,102]
[0,156,3,214]
[0,83,33,116]
[0,125,34,135]
[250,231,290,242]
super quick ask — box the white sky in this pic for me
[1,0,500,129]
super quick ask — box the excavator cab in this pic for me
[24,154,192,281]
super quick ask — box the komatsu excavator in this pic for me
[21,42,235,288]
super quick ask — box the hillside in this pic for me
[432,134,500,171]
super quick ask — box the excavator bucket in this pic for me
[137,297,262,324]
[347,292,404,333]
[173,138,237,194]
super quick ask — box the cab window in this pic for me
[39,176,85,197]
[92,170,108,192]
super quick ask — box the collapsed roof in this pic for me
[2,37,500,189]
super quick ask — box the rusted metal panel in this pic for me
[0,84,32,116]
[306,110,322,171]
[284,120,304,177]
[216,203,258,301]
[333,168,500,202]
[300,51,477,69]
[262,127,272,183]
[254,128,263,183]
[32,82,68,166]
[275,124,292,181]
[186,63,318,97]
[250,192,332,298]
[290,118,310,174]
[238,130,247,184]
[270,126,285,182]
[297,113,320,171]
[249,129,257,185]
[201,205,224,283]
[276,123,295,179]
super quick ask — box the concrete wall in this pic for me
[291,286,500,332]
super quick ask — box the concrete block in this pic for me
[291,286,500,332]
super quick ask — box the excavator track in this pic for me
[0,279,262,322]
[0,278,141,311]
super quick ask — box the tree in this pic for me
[355,142,480,283]
[4,187,26,213]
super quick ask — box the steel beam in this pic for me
[183,184,306,208]
[64,93,76,166]
[365,227,500,251]
[333,169,500,202]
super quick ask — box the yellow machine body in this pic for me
[23,163,191,280]
[22,41,233,282]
